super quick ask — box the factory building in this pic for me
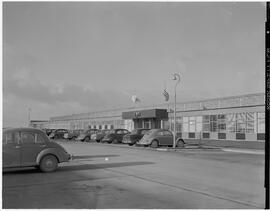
[44,93,265,144]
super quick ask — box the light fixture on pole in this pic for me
[172,73,180,148]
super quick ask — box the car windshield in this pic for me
[144,130,154,136]
[131,129,138,134]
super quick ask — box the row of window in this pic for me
[167,112,265,133]
[3,132,45,145]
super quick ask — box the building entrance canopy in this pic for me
[122,109,168,119]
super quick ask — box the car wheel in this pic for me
[96,140,100,143]
[39,155,58,173]
[128,143,133,146]
[150,140,158,148]
[84,137,90,142]
[112,139,118,144]
[176,139,185,148]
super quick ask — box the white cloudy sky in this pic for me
[3,2,265,127]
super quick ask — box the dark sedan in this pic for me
[49,129,68,139]
[3,128,71,172]
[122,128,150,146]
[101,129,130,144]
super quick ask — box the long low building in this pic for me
[44,93,265,145]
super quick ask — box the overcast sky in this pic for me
[3,2,265,127]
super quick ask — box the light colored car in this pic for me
[137,129,185,148]
[75,129,99,142]
[91,129,111,142]
[3,128,71,172]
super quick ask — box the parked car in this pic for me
[75,129,100,142]
[42,129,53,136]
[137,129,185,148]
[101,129,130,144]
[3,128,71,172]
[91,129,111,143]
[63,129,83,140]
[122,128,150,146]
[49,129,68,139]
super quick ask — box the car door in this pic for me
[156,131,166,145]
[3,131,21,168]
[115,130,123,141]
[121,130,129,141]
[20,131,47,166]
[163,130,174,146]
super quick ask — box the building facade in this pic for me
[45,93,265,142]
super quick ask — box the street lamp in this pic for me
[172,73,180,148]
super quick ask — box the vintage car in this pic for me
[122,128,150,146]
[101,129,130,144]
[3,128,71,172]
[137,129,185,148]
[75,129,100,142]
[63,129,83,140]
[48,129,68,139]
[91,129,111,142]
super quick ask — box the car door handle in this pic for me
[14,146,21,149]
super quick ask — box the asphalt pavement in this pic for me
[3,140,265,209]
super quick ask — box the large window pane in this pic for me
[258,118,265,133]
[203,123,210,132]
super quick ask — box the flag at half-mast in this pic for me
[163,89,169,101]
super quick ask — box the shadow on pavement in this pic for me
[3,161,155,175]
[72,155,120,159]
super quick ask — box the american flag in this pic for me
[163,89,169,101]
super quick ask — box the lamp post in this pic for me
[172,73,180,148]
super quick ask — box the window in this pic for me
[258,112,265,133]
[3,132,13,145]
[218,114,226,132]
[236,113,246,133]
[141,130,149,135]
[21,132,35,144]
[163,131,173,136]
[35,134,45,143]
[116,130,122,134]
[202,115,210,132]
[246,112,255,133]
[210,115,217,132]
[226,114,236,133]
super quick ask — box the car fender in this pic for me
[176,138,185,144]
[36,148,61,165]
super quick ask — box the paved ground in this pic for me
[3,140,265,209]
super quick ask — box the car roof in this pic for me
[3,127,46,134]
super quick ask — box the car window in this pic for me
[163,131,172,136]
[141,130,149,135]
[21,132,35,144]
[123,130,129,134]
[35,134,45,143]
[116,130,122,134]
[3,132,13,145]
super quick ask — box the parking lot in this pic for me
[3,140,265,209]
